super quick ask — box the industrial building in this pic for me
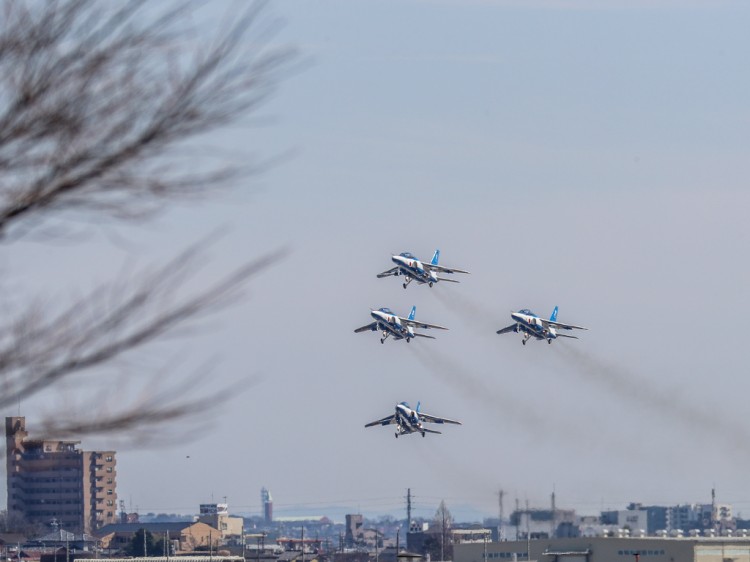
[96,521,221,553]
[197,503,243,540]
[5,417,118,533]
[455,536,750,562]
[262,487,273,523]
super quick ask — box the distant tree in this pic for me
[0,0,294,442]
[0,509,46,536]
[125,528,166,557]
[431,500,453,561]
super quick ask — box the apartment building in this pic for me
[5,417,118,533]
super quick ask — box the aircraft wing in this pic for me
[413,333,436,340]
[554,333,579,339]
[354,322,378,333]
[401,318,449,330]
[377,267,399,278]
[546,320,588,331]
[421,428,443,435]
[364,415,396,428]
[424,264,470,275]
[420,412,462,425]
[496,324,518,335]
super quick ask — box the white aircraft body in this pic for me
[365,401,462,438]
[354,306,447,344]
[377,249,469,289]
[496,306,588,345]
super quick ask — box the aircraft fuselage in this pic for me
[391,255,438,285]
[370,309,414,341]
[511,311,559,341]
[394,403,423,436]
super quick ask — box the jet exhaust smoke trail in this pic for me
[409,344,555,436]
[554,344,750,459]
[432,288,500,336]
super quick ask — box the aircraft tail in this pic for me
[550,306,558,322]
[416,401,421,414]
[408,306,416,321]
[431,249,440,265]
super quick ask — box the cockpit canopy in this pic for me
[399,252,417,259]
[379,307,393,314]
[518,308,535,316]
[399,401,410,408]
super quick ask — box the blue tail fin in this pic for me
[431,249,440,265]
[550,306,558,322]
[408,306,416,321]
[416,401,421,414]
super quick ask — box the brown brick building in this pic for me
[5,417,118,533]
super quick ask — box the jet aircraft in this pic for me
[365,401,461,438]
[377,249,469,289]
[354,306,447,344]
[496,306,588,345]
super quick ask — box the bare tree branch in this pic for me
[0,0,295,236]
[0,244,286,418]
[0,0,295,443]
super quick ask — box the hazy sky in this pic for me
[3,0,750,523]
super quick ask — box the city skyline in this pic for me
[2,0,750,522]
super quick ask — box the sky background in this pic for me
[3,0,750,523]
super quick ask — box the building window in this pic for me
[106,467,113,473]
[105,456,113,462]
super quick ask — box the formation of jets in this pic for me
[358,249,589,438]
[365,401,462,438]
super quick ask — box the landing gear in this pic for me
[406,337,411,343]
[380,338,385,344]
[403,277,413,289]
[548,339,552,344]
[395,432,398,438]
[403,283,407,289]
[381,331,389,344]
[522,340,526,345]
[429,282,433,287]
[522,333,532,346]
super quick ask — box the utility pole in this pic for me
[525,499,530,562]
[301,526,305,562]
[711,487,716,531]
[406,488,412,531]
[498,490,505,541]
[515,498,520,541]
[550,487,556,539]
[143,529,147,558]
